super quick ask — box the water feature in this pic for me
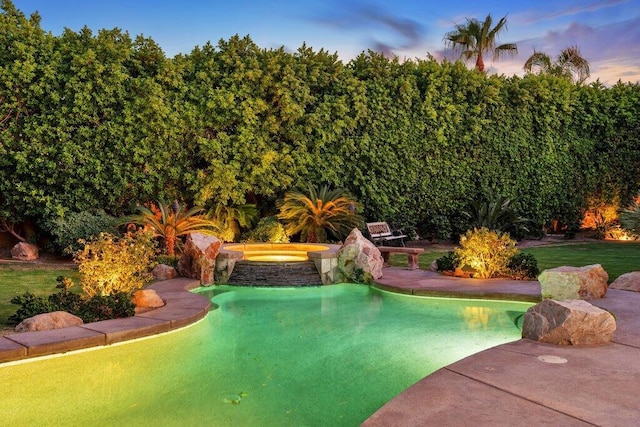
[216,243,341,286]
[0,284,531,425]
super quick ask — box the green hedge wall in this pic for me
[1,2,639,239]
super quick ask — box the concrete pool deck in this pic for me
[366,267,640,426]
[1,268,639,425]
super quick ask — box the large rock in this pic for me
[610,271,640,292]
[538,264,608,300]
[152,264,178,281]
[178,233,222,285]
[522,299,616,345]
[11,242,39,261]
[337,228,383,283]
[15,311,83,333]
[132,289,164,311]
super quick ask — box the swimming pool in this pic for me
[0,284,531,425]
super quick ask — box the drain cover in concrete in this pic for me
[537,355,568,364]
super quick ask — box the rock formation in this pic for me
[522,299,616,345]
[538,264,608,300]
[178,233,222,285]
[610,271,640,292]
[152,264,178,281]
[11,242,39,261]
[15,311,83,333]
[337,228,383,283]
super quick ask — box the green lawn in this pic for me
[0,264,79,327]
[389,241,640,282]
[522,242,640,282]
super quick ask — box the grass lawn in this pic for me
[0,264,79,328]
[390,241,640,282]
[522,242,640,282]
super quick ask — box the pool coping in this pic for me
[0,278,206,363]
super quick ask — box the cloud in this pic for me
[514,0,629,25]
[310,0,426,57]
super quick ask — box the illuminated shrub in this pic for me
[74,230,156,298]
[242,216,290,243]
[455,227,517,279]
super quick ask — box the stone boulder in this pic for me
[522,299,616,346]
[132,289,164,312]
[152,264,178,281]
[538,264,608,300]
[429,260,438,272]
[11,242,39,261]
[337,228,383,283]
[610,271,640,292]
[15,311,83,333]
[178,233,222,285]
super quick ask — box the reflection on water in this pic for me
[462,306,493,330]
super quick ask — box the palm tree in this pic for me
[620,197,640,235]
[523,45,590,83]
[276,185,364,243]
[210,204,258,242]
[462,192,530,237]
[125,201,221,256]
[444,14,517,72]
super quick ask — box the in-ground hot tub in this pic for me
[215,243,341,286]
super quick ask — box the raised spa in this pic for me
[215,243,341,286]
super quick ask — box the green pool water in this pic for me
[0,284,531,426]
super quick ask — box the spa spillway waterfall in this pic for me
[214,243,341,286]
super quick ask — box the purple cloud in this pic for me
[311,0,426,57]
[515,0,629,25]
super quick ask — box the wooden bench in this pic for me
[377,246,424,270]
[366,222,407,246]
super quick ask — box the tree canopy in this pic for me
[1,1,638,243]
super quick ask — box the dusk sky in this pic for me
[12,0,640,85]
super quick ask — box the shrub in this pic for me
[74,230,156,298]
[242,216,290,243]
[8,292,52,325]
[436,251,460,272]
[47,276,83,313]
[455,227,517,278]
[76,292,135,323]
[46,210,118,255]
[507,253,539,280]
[157,254,179,268]
[9,280,133,325]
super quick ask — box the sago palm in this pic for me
[210,204,258,242]
[523,45,590,83]
[620,196,640,235]
[277,185,364,243]
[462,192,530,237]
[126,200,221,256]
[444,14,517,72]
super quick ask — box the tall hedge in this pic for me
[1,0,639,240]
